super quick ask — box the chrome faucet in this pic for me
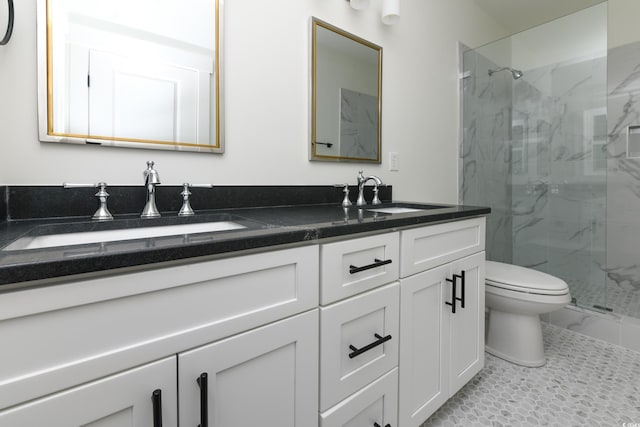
[356,170,384,206]
[141,161,161,218]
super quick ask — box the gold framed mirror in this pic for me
[37,0,224,154]
[311,18,382,163]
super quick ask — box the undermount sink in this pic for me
[366,203,447,215]
[367,207,427,214]
[3,221,247,251]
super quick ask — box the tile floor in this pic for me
[422,323,640,427]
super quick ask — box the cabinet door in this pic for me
[0,357,177,426]
[448,251,485,394]
[398,264,450,427]
[178,310,319,427]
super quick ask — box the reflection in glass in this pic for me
[39,0,223,153]
[311,18,382,163]
[461,4,607,312]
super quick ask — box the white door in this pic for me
[178,310,319,427]
[448,251,485,394]
[0,357,177,426]
[88,49,200,143]
[399,264,450,427]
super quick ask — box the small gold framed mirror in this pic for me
[311,18,382,163]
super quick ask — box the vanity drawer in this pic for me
[400,217,486,278]
[320,232,399,305]
[320,368,398,427]
[319,282,399,411]
[0,245,319,410]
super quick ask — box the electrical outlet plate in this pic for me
[389,152,399,171]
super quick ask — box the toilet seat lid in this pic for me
[486,261,569,294]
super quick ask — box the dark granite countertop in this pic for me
[0,202,489,288]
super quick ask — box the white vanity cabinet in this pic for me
[178,310,319,427]
[319,232,400,425]
[0,214,487,427]
[0,245,319,425]
[398,217,486,427]
[0,356,178,426]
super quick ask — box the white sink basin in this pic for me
[3,221,247,251]
[367,207,427,214]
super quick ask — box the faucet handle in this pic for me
[63,182,114,220]
[372,186,382,205]
[178,183,214,216]
[334,184,352,207]
[372,180,386,205]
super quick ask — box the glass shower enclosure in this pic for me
[461,4,610,313]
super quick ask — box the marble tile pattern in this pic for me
[461,48,513,264]
[509,58,607,304]
[606,40,640,318]
[422,323,640,427]
[339,88,378,160]
[461,43,614,313]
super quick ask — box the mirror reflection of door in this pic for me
[43,0,222,152]
[88,51,200,143]
[311,18,382,163]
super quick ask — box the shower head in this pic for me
[488,67,523,80]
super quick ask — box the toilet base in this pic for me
[486,309,546,367]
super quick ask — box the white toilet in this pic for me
[485,261,571,367]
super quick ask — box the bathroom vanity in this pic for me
[0,193,487,426]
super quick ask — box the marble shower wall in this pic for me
[461,47,513,264]
[461,46,608,311]
[606,41,640,319]
[511,57,607,309]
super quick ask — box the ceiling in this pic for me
[473,0,606,36]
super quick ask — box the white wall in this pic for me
[0,0,507,204]
[608,0,640,49]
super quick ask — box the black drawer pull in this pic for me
[197,373,208,427]
[374,423,391,427]
[151,389,162,427]
[349,258,392,274]
[349,333,392,359]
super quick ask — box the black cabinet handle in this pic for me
[456,271,466,308]
[197,373,208,427]
[445,275,457,314]
[151,389,162,427]
[373,423,391,427]
[446,271,466,313]
[349,333,392,359]
[349,258,392,274]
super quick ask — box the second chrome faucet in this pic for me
[356,170,384,206]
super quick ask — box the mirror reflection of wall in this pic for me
[311,18,381,163]
[39,0,223,153]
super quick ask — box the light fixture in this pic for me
[348,0,369,11]
[381,0,400,25]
